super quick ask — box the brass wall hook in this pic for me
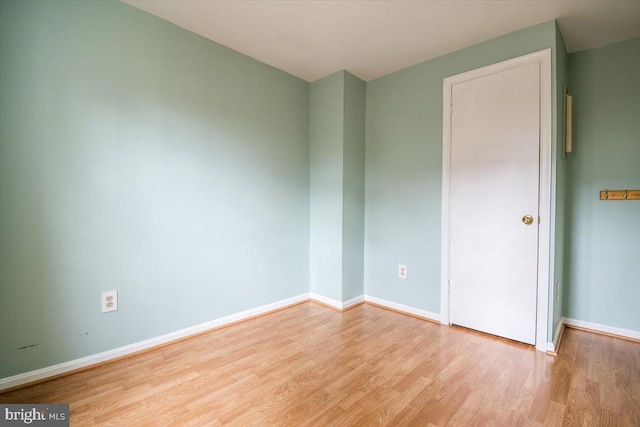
[600,189,640,200]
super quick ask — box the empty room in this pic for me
[0,0,639,425]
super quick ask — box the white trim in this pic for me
[309,293,364,310]
[553,317,565,344]
[440,49,552,352]
[342,295,365,309]
[0,293,310,391]
[365,295,441,323]
[440,83,452,325]
[536,49,553,353]
[309,293,343,310]
[564,318,640,341]
[546,317,566,353]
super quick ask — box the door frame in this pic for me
[440,49,552,352]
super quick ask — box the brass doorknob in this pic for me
[522,215,534,225]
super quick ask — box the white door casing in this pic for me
[440,49,552,351]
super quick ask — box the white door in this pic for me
[449,62,540,345]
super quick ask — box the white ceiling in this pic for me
[124,1,640,82]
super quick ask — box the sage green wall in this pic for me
[551,23,568,339]
[563,38,640,331]
[309,72,344,301]
[364,21,560,325]
[342,72,366,301]
[0,1,309,378]
[309,70,366,302]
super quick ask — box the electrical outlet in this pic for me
[102,290,118,313]
[398,264,407,279]
[555,282,560,302]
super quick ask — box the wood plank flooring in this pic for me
[1,302,639,426]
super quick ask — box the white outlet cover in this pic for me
[102,290,118,313]
[398,264,407,279]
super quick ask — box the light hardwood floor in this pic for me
[1,302,639,426]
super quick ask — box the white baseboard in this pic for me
[309,293,439,322]
[309,293,364,311]
[342,295,365,310]
[364,295,441,323]
[309,293,342,310]
[0,293,311,391]
[564,317,640,341]
[20,294,618,390]
[546,317,566,353]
